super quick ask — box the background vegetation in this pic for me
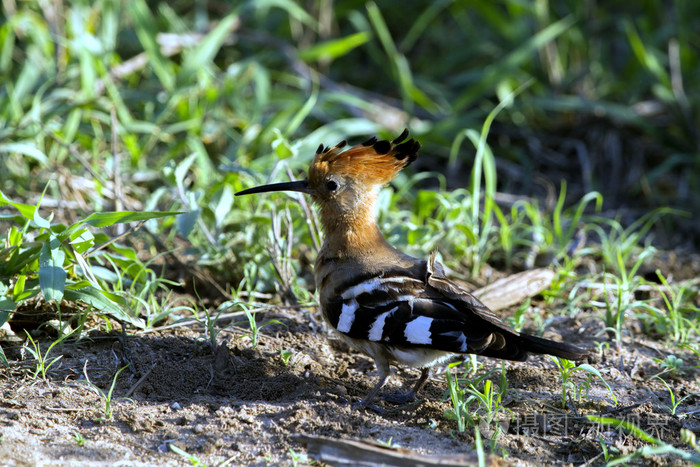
[1,0,699,464]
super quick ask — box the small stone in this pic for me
[170,402,181,410]
[240,415,254,424]
[163,430,179,440]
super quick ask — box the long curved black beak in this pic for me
[235,180,314,196]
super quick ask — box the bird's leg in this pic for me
[352,358,391,412]
[352,374,389,412]
[381,367,430,405]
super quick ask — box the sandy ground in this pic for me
[1,283,699,467]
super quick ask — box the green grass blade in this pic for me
[469,79,533,241]
[455,16,574,110]
[587,416,658,443]
[0,142,48,165]
[0,190,38,220]
[623,19,670,88]
[256,0,316,28]
[299,32,371,62]
[285,82,319,137]
[182,12,239,74]
[366,1,435,111]
[400,0,451,52]
[63,286,145,329]
[39,238,67,302]
[575,363,617,404]
[128,0,175,91]
[81,211,183,228]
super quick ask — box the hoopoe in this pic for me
[236,129,586,409]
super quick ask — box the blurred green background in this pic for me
[1,0,699,277]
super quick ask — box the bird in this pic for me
[235,129,587,409]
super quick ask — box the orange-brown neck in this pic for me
[320,201,379,252]
[315,190,398,263]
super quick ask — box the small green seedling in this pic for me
[238,306,284,349]
[24,328,76,380]
[649,270,699,343]
[444,361,478,433]
[72,431,86,446]
[170,444,208,467]
[682,344,700,370]
[191,291,248,351]
[280,349,294,366]
[289,448,310,467]
[653,375,695,416]
[550,357,617,408]
[652,354,684,376]
[681,429,700,453]
[78,363,132,421]
[506,298,529,332]
[598,436,619,464]
[444,360,510,449]
[376,437,398,448]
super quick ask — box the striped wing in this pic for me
[322,259,529,361]
[322,254,585,362]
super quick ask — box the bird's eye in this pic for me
[326,180,338,191]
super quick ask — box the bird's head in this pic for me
[236,129,420,230]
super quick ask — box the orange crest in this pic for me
[309,129,420,187]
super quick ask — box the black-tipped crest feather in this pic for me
[362,136,378,146]
[395,139,420,165]
[392,128,410,144]
[373,140,391,154]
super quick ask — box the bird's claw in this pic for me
[381,391,418,405]
[351,400,386,414]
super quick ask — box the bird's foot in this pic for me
[351,400,386,414]
[381,391,419,405]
